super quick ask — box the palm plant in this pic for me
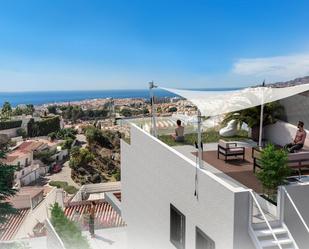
[222,101,285,141]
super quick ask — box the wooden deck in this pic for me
[195,148,264,193]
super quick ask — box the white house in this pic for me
[121,124,309,249]
[3,141,47,187]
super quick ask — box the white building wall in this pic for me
[264,120,309,147]
[121,125,255,249]
[14,187,64,239]
[281,184,309,248]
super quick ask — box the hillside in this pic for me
[70,127,121,184]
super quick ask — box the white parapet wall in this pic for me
[264,120,309,147]
[121,124,255,249]
[282,183,309,248]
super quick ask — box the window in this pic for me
[196,227,215,249]
[170,204,185,249]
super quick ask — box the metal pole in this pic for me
[149,81,158,137]
[197,110,202,168]
[258,81,265,147]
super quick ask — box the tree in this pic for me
[256,144,290,201]
[120,108,132,117]
[25,104,35,115]
[61,138,74,150]
[34,149,56,165]
[168,107,177,113]
[143,108,149,115]
[84,126,113,149]
[0,146,17,224]
[1,101,12,119]
[47,105,57,115]
[69,147,94,169]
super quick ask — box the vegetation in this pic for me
[49,128,77,149]
[222,101,284,141]
[0,120,22,130]
[158,129,248,146]
[50,203,90,249]
[168,107,177,113]
[49,181,78,194]
[60,105,109,121]
[47,105,57,114]
[34,149,56,165]
[120,108,133,117]
[27,116,61,137]
[84,126,113,148]
[16,128,27,138]
[256,144,290,201]
[0,145,17,224]
[1,102,12,120]
[69,147,94,170]
[222,101,284,128]
[13,105,35,116]
[71,126,121,184]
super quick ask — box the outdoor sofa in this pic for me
[252,147,309,174]
[217,139,245,161]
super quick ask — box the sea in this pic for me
[0,88,239,107]
[0,89,177,107]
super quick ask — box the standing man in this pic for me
[285,121,307,153]
[88,201,96,238]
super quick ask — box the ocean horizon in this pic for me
[0,88,239,107]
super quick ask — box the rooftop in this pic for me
[8,187,44,209]
[64,200,126,230]
[0,209,30,241]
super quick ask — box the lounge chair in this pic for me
[217,139,245,161]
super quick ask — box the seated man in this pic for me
[172,119,185,142]
[285,121,307,153]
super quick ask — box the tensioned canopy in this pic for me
[160,84,309,117]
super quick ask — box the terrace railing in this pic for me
[248,190,283,249]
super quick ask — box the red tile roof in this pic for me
[0,209,30,241]
[64,201,125,230]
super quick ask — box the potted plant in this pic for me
[222,101,284,141]
[256,144,290,203]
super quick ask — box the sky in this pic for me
[0,0,309,91]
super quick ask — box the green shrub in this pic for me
[49,181,78,194]
[64,185,78,194]
[16,128,27,138]
[50,203,90,249]
[49,180,68,189]
[256,144,290,200]
[0,120,22,130]
[27,116,60,137]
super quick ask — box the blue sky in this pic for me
[0,0,309,91]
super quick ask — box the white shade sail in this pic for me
[161,84,309,117]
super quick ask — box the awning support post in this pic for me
[197,110,202,168]
[149,81,158,138]
[258,81,265,148]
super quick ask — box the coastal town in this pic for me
[0,94,199,247]
[2,1,309,249]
